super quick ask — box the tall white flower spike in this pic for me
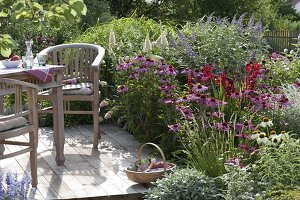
[143,33,152,52]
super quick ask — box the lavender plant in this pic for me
[0,170,31,200]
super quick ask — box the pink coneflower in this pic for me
[192,83,208,93]
[181,67,192,75]
[116,62,133,71]
[176,95,190,103]
[211,112,225,118]
[135,66,149,73]
[168,123,182,132]
[235,134,251,139]
[129,72,140,79]
[144,59,155,67]
[160,63,169,69]
[159,84,176,92]
[193,68,203,77]
[230,92,242,99]
[206,98,219,107]
[182,108,193,119]
[135,55,146,61]
[161,98,175,104]
[156,68,166,75]
[166,65,178,76]
[117,85,129,93]
[215,122,231,131]
[160,78,169,83]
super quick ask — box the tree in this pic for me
[0,0,87,57]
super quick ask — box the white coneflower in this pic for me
[278,130,290,141]
[100,81,107,87]
[99,100,109,108]
[104,111,113,119]
[109,30,116,48]
[98,116,104,123]
[257,132,270,145]
[260,117,273,128]
[250,130,260,140]
[143,33,152,52]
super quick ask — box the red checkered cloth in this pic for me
[26,67,54,83]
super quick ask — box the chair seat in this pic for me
[0,116,27,132]
[47,83,94,95]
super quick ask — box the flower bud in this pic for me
[99,100,109,108]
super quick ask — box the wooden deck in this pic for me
[0,124,151,199]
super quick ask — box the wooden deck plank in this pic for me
[0,125,150,199]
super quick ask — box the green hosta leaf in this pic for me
[32,2,43,11]
[63,10,75,23]
[0,10,9,17]
[54,6,64,14]
[0,46,11,57]
[12,1,25,12]
[69,0,87,16]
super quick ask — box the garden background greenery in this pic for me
[1,0,300,199]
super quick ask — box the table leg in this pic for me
[0,95,3,115]
[52,71,65,165]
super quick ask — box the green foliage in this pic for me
[177,119,229,177]
[221,165,265,199]
[0,0,86,57]
[114,55,178,155]
[273,84,300,138]
[144,168,224,200]
[174,16,268,71]
[253,137,300,187]
[80,0,113,30]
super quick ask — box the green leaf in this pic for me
[69,0,86,16]
[0,45,12,57]
[32,2,43,11]
[0,10,8,17]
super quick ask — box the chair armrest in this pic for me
[91,46,105,69]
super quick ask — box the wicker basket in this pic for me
[125,142,176,184]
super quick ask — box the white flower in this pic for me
[98,116,104,123]
[257,137,270,145]
[99,100,109,108]
[104,111,113,119]
[108,47,116,60]
[109,30,116,48]
[260,117,273,128]
[143,33,152,52]
[155,30,169,47]
[270,136,281,145]
[278,131,290,141]
[100,81,107,87]
[283,48,288,53]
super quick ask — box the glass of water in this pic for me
[37,53,48,66]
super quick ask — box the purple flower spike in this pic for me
[168,123,182,132]
[117,85,129,93]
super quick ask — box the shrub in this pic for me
[144,168,224,200]
[221,165,266,200]
[114,55,179,155]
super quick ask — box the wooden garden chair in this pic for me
[0,78,39,187]
[37,43,105,148]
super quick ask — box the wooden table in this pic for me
[0,64,66,165]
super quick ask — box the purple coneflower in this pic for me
[135,66,148,73]
[144,59,156,67]
[165,65,178,76]
[193,69,203,77]
[168,124,182,132]
[135,55,146,61]
[192,83,208,93]
[181,67,192,75]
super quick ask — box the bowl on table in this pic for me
[1,60,22,68]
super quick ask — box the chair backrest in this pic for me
[39,43,105,82]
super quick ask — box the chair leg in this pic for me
[0,142,4,155]
[29,131,38,187]
[92,103,100,149]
